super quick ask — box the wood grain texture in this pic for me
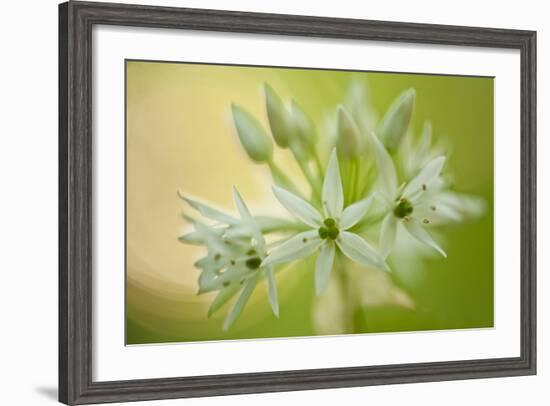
[58,1,537,404]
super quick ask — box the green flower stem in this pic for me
[294,155,321,203]
[313,150,324,176]
[356,162,372,200]
[262,222,309,234]
[350,210,387,234]
[349,158,359,204]
[335,255,354,334]
[267,160,305,200]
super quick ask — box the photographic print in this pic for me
[125,60,494,345]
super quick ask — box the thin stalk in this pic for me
[267,160,305,200]
[313,149,324,176]
[335,255,354,333]
[357,164,373,200]
[351,210,387,234]
[260,222,309,234]
[353,158,364,202]
[349,158,359,204]
[299,160,322,203]
[289,149,321,204]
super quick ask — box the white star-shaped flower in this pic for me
[262,149,388,295]
[179,188,279,330]
[368,130,448,259]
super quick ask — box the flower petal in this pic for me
[262,230,323,267]
[178,230,205,245]
[403,156,446,199]
[178,192,238,224]
[223,273,259,331]
[367,131,398,200]
[273,186,322,227]
[379,213,398,259]
[336,231,389,272]
[315,242,335,295]
[403,218,447,257]
[265,266,279,317]
[437,192,486,220]
[415,121,432,164]
[208,284,240,318]
[198,268,218,291]
[232,187,266,249]
[339,195,374,230]
[322,149,345,218]
[189,221,230,254]
[198,265,251,293]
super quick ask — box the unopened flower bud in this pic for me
[291,100,317,148]
[378,88,416,151]
[336,105,365,158]
[264,83,293,148]
[231,103,273,163]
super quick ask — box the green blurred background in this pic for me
[126,60,493,344]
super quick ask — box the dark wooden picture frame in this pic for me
[59,1,536,404]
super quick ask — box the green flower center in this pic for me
[245,257,262,270]
[319,218,339,240]
[394,198,413,218]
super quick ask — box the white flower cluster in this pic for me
[179,81,485,331]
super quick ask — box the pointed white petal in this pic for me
[414,201,462,224]
[223,273,259,331]
[403,156,446,199]
[262,230,323,267]
[198,269,218,291]
[367,132,398,199]
[178,192,238,224]
[339,195,374,230]
[208,284,240,317]
[199,265,251,293]
[315,242,336,295]
[403,218,447,257]
[273,186,322,227]
[265,266,279,317]
[379,213,398,259]
[178,231,205,245]
[416,121,432,164]
[322,149,344,218]
[438,192,486,219]
[432,203,463,223]
[336,231,389,272]
[191,221,230,254]
[232,187,266,248]
[195,254,229,274]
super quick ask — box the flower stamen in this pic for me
[245,257,262,270]
[394,198,413,218]
[319,218,339,240]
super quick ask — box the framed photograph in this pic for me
[59,1,536,404]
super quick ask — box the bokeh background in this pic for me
[126,60,493,344]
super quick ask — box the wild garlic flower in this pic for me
[368,129,448,259]
[178,80,487,332]
[262,149,388,294]
[397,122,485,224]
[179,188,279,330]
